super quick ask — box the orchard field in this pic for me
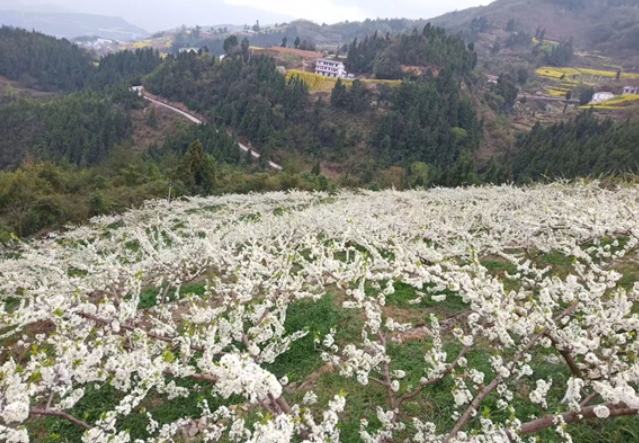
[2,184,639,443]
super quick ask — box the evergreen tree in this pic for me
[223,35,239,55]
[495,75,519,112]
[545,39,573,66]
[241,38,250,61]
[176,140,216,195]
[330,79,349,109]
[512,110,639,182]
[146,107,159,129]
[311,159,321,175]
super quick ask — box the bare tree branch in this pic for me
[399,347,470,406]
[545,333,582,378]
[519,404,638,436]
[78,312,205,352]
[445,305,578,442]
[580,392,599,408]
[31,408,91,430]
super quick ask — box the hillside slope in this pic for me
[155,1,639,67]
[429,0,639,66]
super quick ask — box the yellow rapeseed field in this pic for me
[536,67,581,79]
[580,94,639,110]
[286,70,340,92]
[532,37,559,46]
[548,87,569,97]
[132,40,153,49]
[537,67,639,81]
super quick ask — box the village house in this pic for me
[315,58,348,79]
[590,92,615,104]
[486,74,499,84]
[623,86,639,95]
[178,47,200,54]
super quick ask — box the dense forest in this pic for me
[0,26,163,91]
[513,110,639,182]
[345,24,478,79]
[88,48,164,90]
[0,87,138,169]
[372,73,482,185]
[144,53,308,150]
[0,26,92,91]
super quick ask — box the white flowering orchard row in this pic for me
[1,183,639,443]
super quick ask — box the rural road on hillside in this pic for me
[143,94,283,170]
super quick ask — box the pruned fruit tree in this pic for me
[2,183,639,443]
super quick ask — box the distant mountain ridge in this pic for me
[248,1,639,67]
[0,0,66,12]
[0,2,148,40]
[427,0,639,64]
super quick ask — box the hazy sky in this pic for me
[16,0,492,31]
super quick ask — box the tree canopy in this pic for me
[513,110,639,182]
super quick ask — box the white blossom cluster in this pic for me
[1,183,639,443]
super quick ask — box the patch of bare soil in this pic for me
[131,104,191,150]
[287,362,335,392]
[391,325,432,345]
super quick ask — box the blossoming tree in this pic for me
[1,183,639,443]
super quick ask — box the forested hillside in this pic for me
[513,111,639,182]
[3,22,639,240]
[0,27,163,91]
[345,25,477,79]
[0,88,138,169]
[0,28,168,169]
[169,18,431,56]
[0,27,335,239]
[428,0,639,66]
[144,28,482,186]
[0,26,92,91]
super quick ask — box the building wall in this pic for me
[315,59,347,79]
[590,92,615,103]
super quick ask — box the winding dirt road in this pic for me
[142,93,283,170]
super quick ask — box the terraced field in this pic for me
[582,94,639,110]
[537,67,639,86]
